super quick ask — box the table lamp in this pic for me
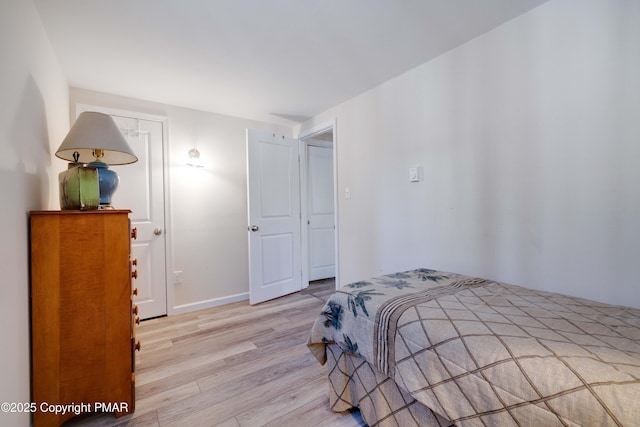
[56,111,138,209]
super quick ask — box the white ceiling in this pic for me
[34,0,548,126]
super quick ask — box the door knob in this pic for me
[154,228,163,236]
[249,225,259,232]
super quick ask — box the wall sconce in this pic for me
[186,148,204,168]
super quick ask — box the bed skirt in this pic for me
[326,343,452,427]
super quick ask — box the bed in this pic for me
[307,268,640,426]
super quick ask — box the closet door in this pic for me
[76,104,168,320]
[307,143,335,281]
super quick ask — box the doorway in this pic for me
[299,120,339,290]
[303,136,335,281]
[246,121,339,304]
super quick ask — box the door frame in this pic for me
[298,119,339,290]
[74,103,174,316]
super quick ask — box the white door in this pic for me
[307,144,335,280]
[77,105,168,320]
[246,130,302,305]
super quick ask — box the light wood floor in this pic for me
[64,279,366,427]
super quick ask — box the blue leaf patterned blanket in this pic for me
[308,268,640,425]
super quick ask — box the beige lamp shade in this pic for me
[55,111,138,165]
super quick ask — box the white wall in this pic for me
[0,1,69,425]
[300,0,640,308]
[70,88,291,312]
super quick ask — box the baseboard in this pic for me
[170,292,249,315]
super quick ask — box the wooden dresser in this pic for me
[30,210,140,426]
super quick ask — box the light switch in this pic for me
[174,271,183,284]
[409,167,420,182]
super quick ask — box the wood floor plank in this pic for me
[136,341,255,386]
[264,396,365,427]
[135,381,201,417]
[196,340,314,392]
[61,280,364,427]
[234,376,329,426]
[157,360,326,426]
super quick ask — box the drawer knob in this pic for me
[133,305,138,315]
[131,228,137,240]
[135,341,141,352]
[132,259,138,266]
[133,288,138,296]
[135,316,140,325]
[132,270,138,279]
